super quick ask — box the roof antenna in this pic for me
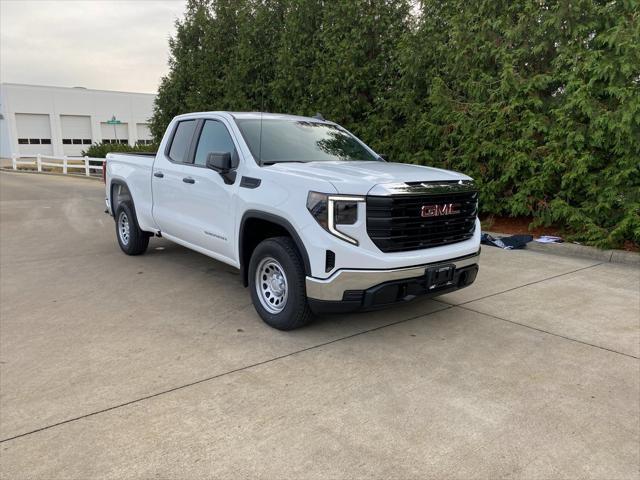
[312,112,325,121]
[258,78,265,165]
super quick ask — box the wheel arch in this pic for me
[109,179,132,214]
[109,179,145,231]
[239,210,311,287]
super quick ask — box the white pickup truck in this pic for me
[105,112,480,330]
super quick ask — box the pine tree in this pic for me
[150,0,640,247]
[150,0,212,140]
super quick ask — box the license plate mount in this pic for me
[425,264,455,290]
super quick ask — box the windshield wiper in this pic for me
[261,160,306,166]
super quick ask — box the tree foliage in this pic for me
[151,0,640,247]
[81,142,157,158]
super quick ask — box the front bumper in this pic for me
[305,250,480,314]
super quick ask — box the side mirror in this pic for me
[205,151,236,185]
[206,152,232,172]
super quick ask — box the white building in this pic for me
[0,83,156,158]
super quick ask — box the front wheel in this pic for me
[248,237,312,330]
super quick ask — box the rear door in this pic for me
[151,118,198,240]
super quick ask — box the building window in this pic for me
[118,139,128,144]
[72,139,81,144]
[29,139,41,144]
[82,139,91,144]
[18,138,28,144]
[41,139,52,144]
[136,139,153,145]
[62,139,72,144]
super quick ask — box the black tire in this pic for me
[115,202,149,255]
[248,236,313,330]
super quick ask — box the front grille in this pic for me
[366,185,478,253]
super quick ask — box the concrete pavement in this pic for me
[0,171,638,479]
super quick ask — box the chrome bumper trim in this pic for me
[305,251,480,301]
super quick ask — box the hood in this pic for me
[269,161,471,195]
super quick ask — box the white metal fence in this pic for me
[9,154,104,177]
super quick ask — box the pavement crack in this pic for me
[456,304,639,360]
[0,304,452,444]
[455,262,603,306]
[434,262,638,359]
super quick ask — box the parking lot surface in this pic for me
[0,171,638,479]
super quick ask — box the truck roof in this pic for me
[174,111,332,124]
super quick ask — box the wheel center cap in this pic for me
[270,274,284,295]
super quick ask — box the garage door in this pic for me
[60,115,92,157]
[100,122,129,145]
[15,113,53,156]
[136,123,153,145]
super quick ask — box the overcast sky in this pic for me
[0,0,187,93]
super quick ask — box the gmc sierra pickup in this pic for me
[105,112,480,330]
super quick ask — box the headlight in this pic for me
[307,192,365,245]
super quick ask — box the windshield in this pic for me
[235,118,378,164]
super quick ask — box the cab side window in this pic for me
[194,120,237,167]
[168,120,196,163]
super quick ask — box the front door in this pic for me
[183,119,239,260]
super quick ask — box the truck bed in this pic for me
[112,152,157,157]
[106,152,156,232]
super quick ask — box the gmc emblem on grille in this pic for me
[421,203,460,218]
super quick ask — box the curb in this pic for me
[0,167,102,181]
[486,231,639,266]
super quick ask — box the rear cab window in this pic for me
[167,120,197,163]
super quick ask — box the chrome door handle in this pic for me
[182,177,195,184]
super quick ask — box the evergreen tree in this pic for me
[271,0,324,115]
[150,0,640,247]
[224,0,287,110]
[150,0,212,140]
[309,0,411,147]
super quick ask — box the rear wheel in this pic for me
[249,237,312,330]
[115,202,149,255]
